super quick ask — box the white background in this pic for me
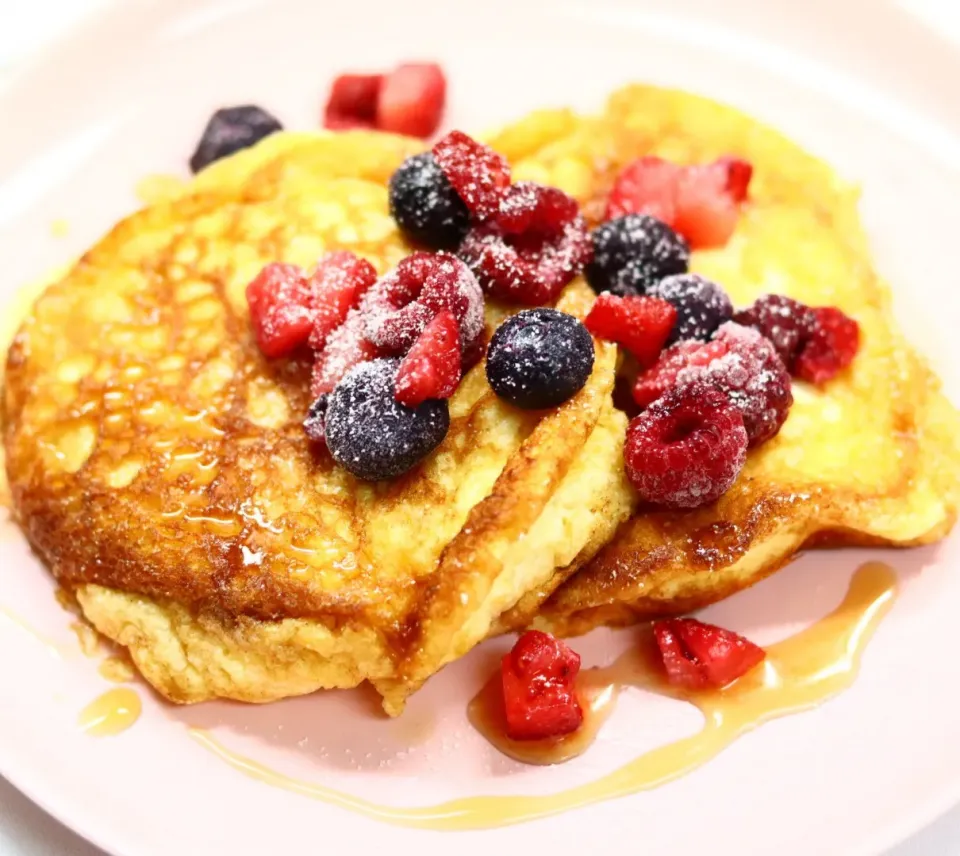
[0,0,958,853]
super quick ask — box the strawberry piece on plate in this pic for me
[376,62,447,138]
[323,73,383,130]
[653,617,766,690]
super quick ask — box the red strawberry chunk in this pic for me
[395,310,462,407]
[310,310,380,397]
[501,630,583,741]
[246,262,314,358]
[605,156,679,223]
[795,306,861,384]
[674,166,739,250]
[376,62,447,139]
[633,338,730,408]
[653,617,765,690]
[324,73,383,130]
[308,251,378,350]
[717,156,754,202]
[433,130,511,220]
[584,293,677,367]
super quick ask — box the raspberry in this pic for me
[189,105,283,173]
[653,617,765,690]
[362,252,484,356]
[795,306,861,384]
[633,339,729,408]
[376,63,447,138]
[432,130,511,220]
[647,273,733,344]
[303,394,329,445]
[584,294,677,367]
[245,262,314,359]
[733,294,817,368]
[310,309,380,397]
[307,251,378,350]
[458,183,591,306]
[501,630,583,741]
[323,74,383,130]
[395,310,462,407]
[624,385,748,509]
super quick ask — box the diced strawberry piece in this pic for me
[795,306,861,384]
[633,339,729,408]
[433,130,511,219]
[395,310,462,407]
[653,617,765,690]
[605,155,753,250]
[376,63,446,138]
[310,310,380,397]
[584,293,677,367]
[245,262,314,359]
[501,630,583,741]
[307,251,378,350]
[323,73,383,130]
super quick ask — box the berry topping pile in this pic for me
[325,359,450,480]
[624,385,748,508]
[389,152,471,250]
[653,617,766,690]
[189,105,283,173]
[586,214,690,297]
[501,630,583,741]
[606,155,753,250]
[324,62,447,138]
[395,310,462,408]
[647,273,733,344]
[486,309,595,410]
[584,294,676,368]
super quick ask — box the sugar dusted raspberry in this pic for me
[495,181,580,236]
[362,252,484,355]
[246,262,314,359]
[395,310,462,407]
[323,74,383,130]
[501,630,583,741]
[624,385,748,509]
[653,617,765,690]
[433,130,511,220]
[633,339,729,408]
[734,294,817,368]
[310,310,380,397]
[376,63,447,138]
[795,306,861,384]
[307,251,378,350]
[584,293,676,367]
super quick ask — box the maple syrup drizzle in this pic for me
[78,688,142,737]
[191,562,896,830]
[0,605,61,658]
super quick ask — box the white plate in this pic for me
[1,1,959,854]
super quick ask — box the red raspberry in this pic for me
[310,310,380,397]
[624,384,748,509]
[376,63,447,138]
[432,130,511,220]
[245,262,314,358]
[323,73,383,130]
[733,294,817,368]
[633,339,729,408]
[362,252,484,356]
[307,251,378,350]
[795,306,861,384]
[584,293,677,367]
[458,183,591,306]
[395,310,462,407]
[606,155,753,250]
[501,630,583,741]
[653,617,765,690]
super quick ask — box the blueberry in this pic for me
[189,105,283,173]
[585,214,689,297]
[647,273,733,344]
[486,309,595,410]
[389,152,470,250]
[325,359,449,480]
[303,394,329,444]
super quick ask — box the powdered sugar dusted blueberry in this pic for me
[648,273,733,343]
[189,105,283,173]
[585,214,689,297]
[303,394,329,444]
[325,358,450,480]
[389,153,470,250]
[486,308,594,409]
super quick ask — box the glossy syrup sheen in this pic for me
[191,562,896,829]
[78,688,141,737]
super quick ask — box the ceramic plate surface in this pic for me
[1,1,959,854]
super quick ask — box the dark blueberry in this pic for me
[189,105,283,173]
[486,309,594,410]
[585,214,689,297]
[388,152,470,250]
[325,358,449,480]
[647,273,733,344]
[303,394,329,444]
